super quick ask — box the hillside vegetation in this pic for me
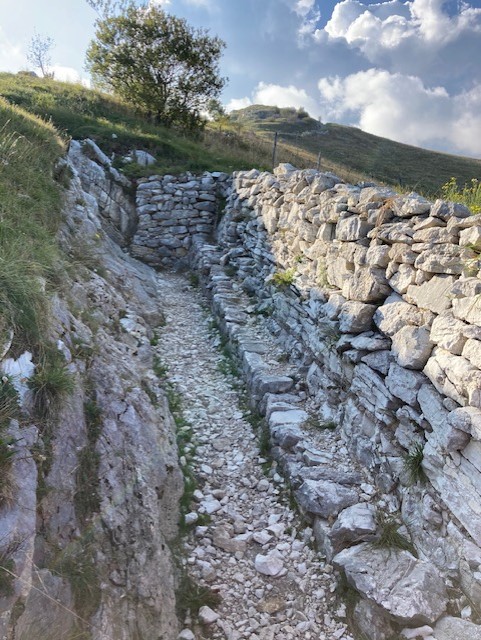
[1,74,481,199]
[230,105,481,195]
[0,96,65,354]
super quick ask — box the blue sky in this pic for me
[1,0,481,157]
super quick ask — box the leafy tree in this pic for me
[85,4,226,130]
[27,31,54,78]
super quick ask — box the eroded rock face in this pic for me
[0,152,183,640]
[333,544,448,625]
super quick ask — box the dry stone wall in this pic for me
[131,172,230,268]
[209,164,481,629]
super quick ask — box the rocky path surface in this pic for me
[155,272,353,640]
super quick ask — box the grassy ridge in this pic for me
[0,97,65,351]
[0,73,275,176]
[230,105,481,194]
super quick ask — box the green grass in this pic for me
[0,96,64,353]
[374,512,417,556]
[403,442,426,485]
[28,350,75,418]
[230,104,481,194]
[441,177,481,214]
[0,73,272,176]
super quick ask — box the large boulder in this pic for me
[333,544,447,625]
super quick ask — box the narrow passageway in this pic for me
[155,272,352,640]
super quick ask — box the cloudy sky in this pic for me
[1,0,481,157]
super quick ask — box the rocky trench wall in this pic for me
[206,165,481,625]
[69,139,137,246]
[130,171,231,268]
[0,149,183,640]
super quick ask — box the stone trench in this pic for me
[154,270,353,640]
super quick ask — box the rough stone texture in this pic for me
[433,616,481,640]
[391,325,433,370]
[295,479,359,518]
[334,544,447,625]
[14,570,75,640]
[330,503,377,552]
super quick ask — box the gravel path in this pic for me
[156,272,353,640]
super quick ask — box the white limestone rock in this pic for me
[405,275,455,314]
[333,544,447,625]
[374,294,431,336]
[414,245,475,275]
[342,267,391,303]
[433,616,481,640]
[430,313,467,354]
[385,363,425,405]
[295,479,358,518]
[330,503,377,552]
[254,550,284,576]
[338,301,376,333]
[391,326,433,370]
[198,606,219,625]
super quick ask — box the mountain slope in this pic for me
[229,105,481,194]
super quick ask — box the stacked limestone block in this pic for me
[216,163,481,626]
[131,172,230,268]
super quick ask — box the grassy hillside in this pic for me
[0,96,65,353]
[0,73,277,176]
[1,73,480,198]
[230,105,481,195]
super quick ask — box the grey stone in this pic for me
[330,503,377,552]
[405,275,455,314]
[385,363,425,405]
[430,313,467,354]
[338,301,376,333]
[333,544,447,624]
[391,326,433,370]
[295,479,358,518]
[433,616,481,640]
[353,600,396,640]
[14,570,75,640]
[198,606,219,625]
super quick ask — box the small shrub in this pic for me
[271,268,295,288]
[28,351,75,418]
[403,442,426,485]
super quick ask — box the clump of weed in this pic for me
[271,268,295,288]
[188,273,199,288]
[374,512,417,556]
[442,177,481,214]
[403,442,426,485]
[153,355,168,379]
[52,536,101,621]
[28,349,75,418]
[176,572,221,621]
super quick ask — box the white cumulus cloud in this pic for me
[318,68,481,157]
[226,97,252,112]
[253,81,320,116]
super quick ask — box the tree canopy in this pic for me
[85,4,226,130]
